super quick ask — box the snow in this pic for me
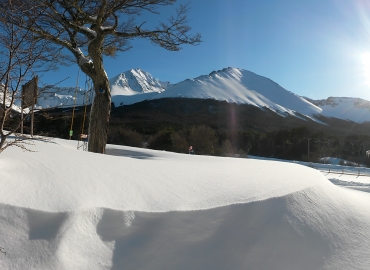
[78,26,97,38]
[100,26,113,31]
[1,138,370,269]
[73,47,93,66]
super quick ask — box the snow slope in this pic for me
[0,138,370,269]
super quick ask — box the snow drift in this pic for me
[0,139,369,269]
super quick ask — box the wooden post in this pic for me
[20,76,38,136]
[30,101,34,136]
[30,76,38,136]
[21,85,23,136]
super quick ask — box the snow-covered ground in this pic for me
[1,139,370,269]
[250,155,370,193]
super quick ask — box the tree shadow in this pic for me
[105,148,155,159]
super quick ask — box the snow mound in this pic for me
[0,139,369,269]
[0,139,324,212]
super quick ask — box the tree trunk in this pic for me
[88,76,111,154]
[0,136,6,150]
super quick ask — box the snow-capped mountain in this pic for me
[112,67,322,121]
[159,67,322,119]
[306,97,370,123]
[112,67,370,123]
[110,68,170,96]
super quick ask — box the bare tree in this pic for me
[0,0,61,153]
[2,0,201,153]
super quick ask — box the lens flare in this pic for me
[361,52,370,87]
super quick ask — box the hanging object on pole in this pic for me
[77,76,94,151]
[69,70,80,139]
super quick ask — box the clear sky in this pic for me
[44,0,370,101]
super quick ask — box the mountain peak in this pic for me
[110,69,170,96]
[207,67,243,78]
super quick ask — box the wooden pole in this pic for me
[30,76,38,136]
[31,100,34,136]
[69,71,79,139]
[21,85,24,135]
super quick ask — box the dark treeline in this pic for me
[108,124,370,166]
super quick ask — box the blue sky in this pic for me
[44,0,370,100]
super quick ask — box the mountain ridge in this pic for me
[111,67,370,124]
[112,67,324,123]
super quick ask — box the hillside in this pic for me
[111,98,370,136]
